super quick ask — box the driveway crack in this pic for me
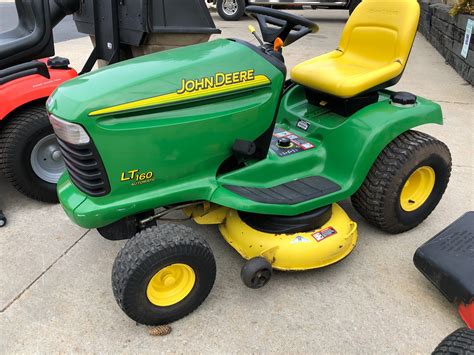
[0,229,91,313]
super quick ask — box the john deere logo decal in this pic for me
[89,70,270,117]
[176,70,257,94]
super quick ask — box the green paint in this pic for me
[49,39,443,229]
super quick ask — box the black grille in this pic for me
[57,138,110,197]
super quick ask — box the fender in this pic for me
[210,86,444,215]
[0,61,77,120]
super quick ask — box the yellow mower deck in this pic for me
[190,203,358,271]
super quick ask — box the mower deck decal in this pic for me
[89,73,271,116]
[312,227,337,242]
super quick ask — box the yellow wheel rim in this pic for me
[146,263,196,307]
[400,166,436,212]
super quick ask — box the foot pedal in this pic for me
[414,212,474,304]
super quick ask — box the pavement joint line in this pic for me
[452,164,474,169]
[434,100,472,105]
[0,229,91,313]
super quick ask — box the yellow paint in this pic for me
[400,166,435,212]
[216,204,357,271]
[146,263,196,307]
[190,204,228,225]
[291,0,420,97]
[89,73,271,116]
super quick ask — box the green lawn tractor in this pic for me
[48,0,452,325]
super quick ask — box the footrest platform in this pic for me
[223,176,340,205]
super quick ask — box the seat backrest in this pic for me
[339,0,420,68]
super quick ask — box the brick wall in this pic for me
[419,0,474,85]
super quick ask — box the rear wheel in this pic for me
[216,0,246,21]
[0,104,64,202]
[112,224,216,325]
[352,130,451,234]
[433,328,474,354]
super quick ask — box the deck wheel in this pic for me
[241,257,273,289]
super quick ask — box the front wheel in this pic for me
[352,130,451,234]
[0,104,65,203]
[112,224,216,325]
[216,0,246,21]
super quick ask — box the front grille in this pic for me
[57,138,110,197]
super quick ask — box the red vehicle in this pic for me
[0,58,77,202]
[0,0,79,202]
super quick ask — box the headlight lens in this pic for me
[49,114,90,145]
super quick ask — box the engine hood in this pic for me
[47,39,282,122]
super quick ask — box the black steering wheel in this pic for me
[245,6,319,47]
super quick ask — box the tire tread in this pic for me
[351,130,451,233]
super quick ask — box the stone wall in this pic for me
[419,0,474,85]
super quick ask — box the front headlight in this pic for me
[49,114,90,145]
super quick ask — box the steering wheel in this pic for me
[245,6,319,47]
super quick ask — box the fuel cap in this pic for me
[277,137,292,148]
[47,57,70,70]
[390,92,417,107]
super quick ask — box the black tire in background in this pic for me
[216,0,246,21]
[0,104,63,203]
[0,210,6,227]
[433,328,474,354]
[351,130,451,234]
[349,0,361,15]
[112,224,216,325]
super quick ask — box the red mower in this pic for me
[0,0,78,202]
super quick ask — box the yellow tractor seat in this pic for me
[291,0,420,98]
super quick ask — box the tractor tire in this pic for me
[112,224,216,325]
[351,130,451,234]
[0,104,64,203]
[433,328,474,354]
[216,0,246,21]
[349,0,361,15]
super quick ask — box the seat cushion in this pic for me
[291,50,403,98]
[290,0,420,98]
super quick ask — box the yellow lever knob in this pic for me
[248,25,256,33]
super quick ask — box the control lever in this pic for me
[248,25,264,46]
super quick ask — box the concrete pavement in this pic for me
[1,9,473,354]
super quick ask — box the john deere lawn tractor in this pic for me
[48,0,452,325]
